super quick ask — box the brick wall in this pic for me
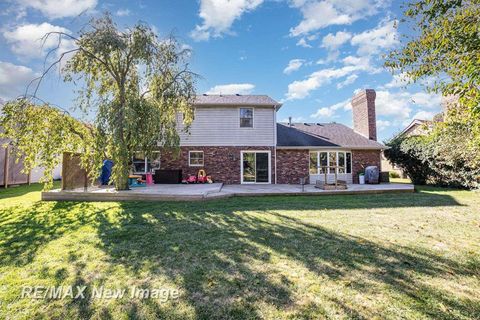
[352,150,381,183]
[160,147,380,184]
[160,146,275,184]
[352,89,377,141]
[276,149,309,184]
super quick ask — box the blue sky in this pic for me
[0,0,442,141]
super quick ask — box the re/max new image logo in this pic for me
[20,285,180,302]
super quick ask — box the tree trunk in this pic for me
[113,87,130,191]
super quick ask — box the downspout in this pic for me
[274,106,277,184]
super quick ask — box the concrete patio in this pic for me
[42,182,414,201]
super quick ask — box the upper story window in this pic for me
[240,107,253,128]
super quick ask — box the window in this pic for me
[309,152,318,174]
[240,108,253,128]
[328,152,337,174]
[133,152,147,173]
[189,151,204,166]
[308,151,352,175]
[148,152,161,172]
[132,152,161,173]
[319,152,328,173]
[338,152,346,173]
[346,152,352,173]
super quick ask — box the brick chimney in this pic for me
[351,89,377,141]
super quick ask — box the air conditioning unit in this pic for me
[365,166,379,184]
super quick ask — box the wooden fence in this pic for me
[61,152,90,190]
[0,139,29,187]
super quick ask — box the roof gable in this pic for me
[194,95,282,108]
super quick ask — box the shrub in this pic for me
[384,113,480,189]
[389,171,400,178]
[384,135,433,185]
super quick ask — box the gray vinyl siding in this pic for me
[177,106,276,146]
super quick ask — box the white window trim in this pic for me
[133,151,161,174]
[188,150,204,167]
[309,150,352,175]
[240,150,271,184]
[239,107,254,129]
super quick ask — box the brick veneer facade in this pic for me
[352,89,377,141]
[351,150,382,183]
[160,147,380,184]
[276,149,309,184]
[160,146,275,184]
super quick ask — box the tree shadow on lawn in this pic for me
[0,201,112,266]
[92,194,478,319]
[1,191,478,319]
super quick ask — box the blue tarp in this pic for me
[100,160,113,185]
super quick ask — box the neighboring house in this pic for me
[147,89,385,184]
[381,120,432,177]
[381,106,445,177]
[398,119,433,137]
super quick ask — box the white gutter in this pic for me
[276,146,385,151]
[274,107,277,184]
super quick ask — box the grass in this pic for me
[390,177,412,184]
[0,183,479,319]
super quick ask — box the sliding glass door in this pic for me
[241,151,270,183]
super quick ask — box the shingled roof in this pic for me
[194,94,282,108]
[277,123,385,150]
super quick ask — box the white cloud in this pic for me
[290,0,388,36]
[411,110,435,121]
[310,99,351,119]
[321,31,351,50]
[373,90,442,123]
[375,90,412,119]
[296,37,312,48]
[286,62,372,100]
[382,72,411,89]
[206,83,255,94]
[190,0,263,41]
[311,107,334,118]
[336,74,358,89]
[283,59,305,74]
[115,9,131,16]
[16,0,97,19]
[321,30,351,61]
[300,19,397,93]
[0,61,37,100]
[3,23,74,59]
[350,19,398,56]
[376,119,391,131]
[342,55,379,73]
[410,92,442,109]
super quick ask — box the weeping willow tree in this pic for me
[0,100,100,190]
[0,14,196,190]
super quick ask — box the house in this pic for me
[397,119,433,137]
[146,89,384,184]
[381,104,445,177]
[380,119,431,178]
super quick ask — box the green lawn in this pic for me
[0,184,479,319]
